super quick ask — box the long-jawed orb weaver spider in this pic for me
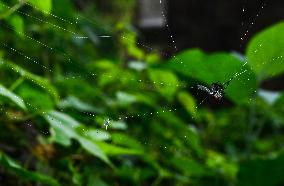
[197,76,234,100]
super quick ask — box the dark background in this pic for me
[140,0,283,52]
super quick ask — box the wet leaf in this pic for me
[148,69,179,100]
[0,84,26,110]
[164,49,256,104]
[247,21,284,79]
[43,111,112,166]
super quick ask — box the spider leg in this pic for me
[197,85,211,94]
[223,76,234,89]
[195,96,208,110]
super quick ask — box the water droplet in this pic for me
[103,118,111,130]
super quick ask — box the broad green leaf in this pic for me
[164,49,256,104]
[0,152,59,186]
[0,84,26,110]
[29,0,52,14]
[246,22,284,79]
[43,111,111,166]
[148,69,179,100]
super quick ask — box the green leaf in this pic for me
[29,0,52,14]
[8,14,24,35]
[116,91,137,106]
[96,141,143,156]
[49,126,71,146]
[121,32,144,59]
[77,137,112,164]
[58,96,103,113]
[0,84,26,110]
[177,91,196,116]
[86,129,111,141]
[4,61,59,102]
[246,21,284,79]
[43,111,112,166]
[148,69,179,100]
[0,152,59,186]
[109,120,127,130]
[44,111,79,140]
[164,49,256,104]
[17,84,54,112]
[111,133,143,150]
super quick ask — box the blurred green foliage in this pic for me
[0,0,284,185]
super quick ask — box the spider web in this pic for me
[0,0,277,129]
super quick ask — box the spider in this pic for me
[197,77,234,100]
